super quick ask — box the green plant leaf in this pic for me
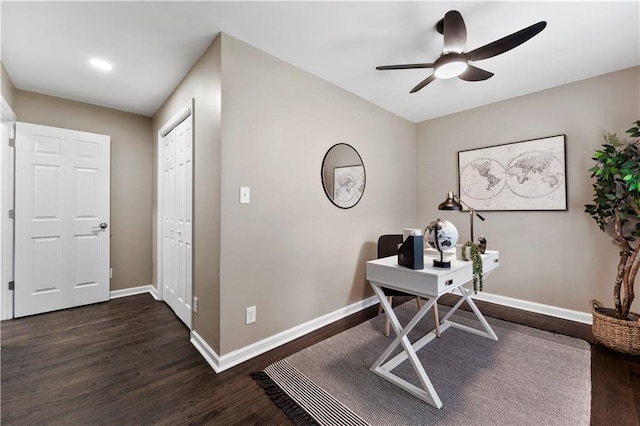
[587,124,640,248]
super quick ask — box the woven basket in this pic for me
[591,300,640,355]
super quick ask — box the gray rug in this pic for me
[255,302,591,425]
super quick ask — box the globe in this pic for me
[424,219,459,251]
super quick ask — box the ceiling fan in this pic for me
[376,10,547,93]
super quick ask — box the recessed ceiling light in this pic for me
[90,58,113,72]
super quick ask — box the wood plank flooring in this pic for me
[2,294,639,425]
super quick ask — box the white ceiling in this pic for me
[1,1,639,123]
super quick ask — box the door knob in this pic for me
[94,222,108,230]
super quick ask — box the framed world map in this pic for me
[458,135,567,211]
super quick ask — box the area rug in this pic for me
[253,302,591,425]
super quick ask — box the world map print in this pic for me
[333,165,365,208]
[458,136,566,211]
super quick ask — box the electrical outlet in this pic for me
[246,306,256,324]
[193,297,198,314]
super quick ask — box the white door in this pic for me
[161,116,192,328]
[14,123,110,317]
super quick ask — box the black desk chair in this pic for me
[377,234,440,337]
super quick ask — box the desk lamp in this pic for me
[438,191,485,242]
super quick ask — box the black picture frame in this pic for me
[457,135,567,211]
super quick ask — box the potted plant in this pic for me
[461,240,483,294]
[584,121,640,355]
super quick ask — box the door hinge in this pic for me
[8,281,14,290]
[8,209,14,219]
[8,138,15,148]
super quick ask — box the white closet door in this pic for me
[14,123,110,317]
[161,116,192,328]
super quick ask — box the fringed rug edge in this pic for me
[250,371,320,426]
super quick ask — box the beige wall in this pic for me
[416,66,640,314]
[218,34,416,354]
[14,90,153,291]
[152,36,222,352]
[150,32,414,355]
[1,62,17,110]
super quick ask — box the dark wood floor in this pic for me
[1,294,639,425]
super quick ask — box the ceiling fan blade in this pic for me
[467,21,547,61]
[443,10,467,54]
[410,74,437,93]
[376,63,434,70]
[458,65,494,81]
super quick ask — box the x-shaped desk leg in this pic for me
[439,285,498,341]
[370,284,443,408]
[370,283,498,409]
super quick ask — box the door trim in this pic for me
[155,99,194,326]
[0,96,16,320]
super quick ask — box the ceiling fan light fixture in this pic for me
[433,53,468,79]
[434,60,468,79]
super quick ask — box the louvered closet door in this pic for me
[161,116,192,328]
[14,123,110,317]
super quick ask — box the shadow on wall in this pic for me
[349,241,377,302]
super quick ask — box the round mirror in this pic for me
[321,143,366,209]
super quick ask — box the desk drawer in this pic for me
[455,252,499,286]
[439,271,457,292]
[482,251,499,270]
[367,263,457,296]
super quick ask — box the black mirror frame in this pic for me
[320,143,366,209]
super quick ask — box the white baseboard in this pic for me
[190,291,592,374]
[149,285,159,300]
[191,295,379,373]
[472,292,593,325]
[190,330,222,373]
[110,284,156,300]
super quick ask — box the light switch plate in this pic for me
[246,306,256,324]
[240,187,251,204]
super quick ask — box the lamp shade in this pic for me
[438,191,462,211]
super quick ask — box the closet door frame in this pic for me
[1,96,16,320]
[156,99,194,327]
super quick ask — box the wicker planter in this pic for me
[591,300,640,355]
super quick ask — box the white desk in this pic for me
[366,250,500,408]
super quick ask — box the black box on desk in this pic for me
[397,235,424,270]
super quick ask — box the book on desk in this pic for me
[424,247,455,259]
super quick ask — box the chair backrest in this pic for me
[377,234,404,259]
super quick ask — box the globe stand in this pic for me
[433,250,451,269]
[432,224,451,269]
